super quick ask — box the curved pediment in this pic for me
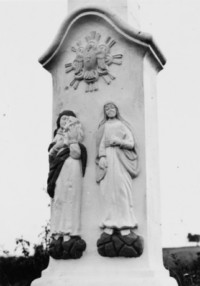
[39,6,166,70]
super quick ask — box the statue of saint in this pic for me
[96,102,139,237]
[47,110,87,259]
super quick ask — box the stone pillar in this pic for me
[32,1,177,285]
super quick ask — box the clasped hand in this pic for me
[55,138,65,150]
[105,137,122,148]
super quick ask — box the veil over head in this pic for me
[96,102,139,182]
[97,102,134,151]
[54,110,76,137]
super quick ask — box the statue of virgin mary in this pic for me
[96,102,139,236]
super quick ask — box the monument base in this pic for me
[31,257,177,286]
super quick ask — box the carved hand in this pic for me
[70,143,81,159]
[54,139,64,150]
[99,157,108,170]
[109,137,122,147]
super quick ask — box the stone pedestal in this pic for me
[33,257,176,286]
[32,2,177,286]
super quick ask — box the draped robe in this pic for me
[96,119,138,230]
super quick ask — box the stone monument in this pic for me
[32,0,177,285]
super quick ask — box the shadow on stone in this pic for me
[49,236,63,259]
[49,236,86,259]
[97,230,144,258]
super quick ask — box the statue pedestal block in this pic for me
[32,257,177,286]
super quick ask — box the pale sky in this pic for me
[0,0,200,254]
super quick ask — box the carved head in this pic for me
[104,102,119,119]
[83,41,98,70]
[54,110,76,137]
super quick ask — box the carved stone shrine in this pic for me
[32,0,177,285]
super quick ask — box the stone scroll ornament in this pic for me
[65,31,123,92]
[96,102,144,258]
[47,110,87,259]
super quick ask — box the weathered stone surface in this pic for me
[32,2,178,285]
[134,235,144,256]
[97,244,106,257]
[49,236,86,260]
[48,237,63,259]
[112,234,124,252]
[97,231,144,258]
[120,232,138,246]
[119,245,138,257]
[70,238,87,259]
[104,242,116,257]
[97,232,111,246]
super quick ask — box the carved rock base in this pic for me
[49,236,86,259]
[97,230,144,258]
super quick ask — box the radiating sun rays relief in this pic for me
[65,31,123,92]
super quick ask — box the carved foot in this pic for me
[49,236,86,259]
[97,230,143,258]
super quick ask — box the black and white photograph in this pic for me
[0,0,200,285]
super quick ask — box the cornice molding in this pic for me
[39,6,166,69]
